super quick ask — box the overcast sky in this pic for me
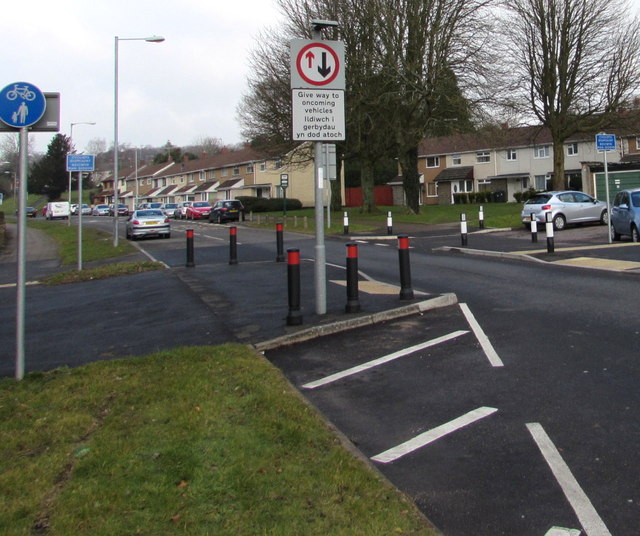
[5,0,640,156]
[2,0,284,154]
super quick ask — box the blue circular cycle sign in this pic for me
[0,81,46,128]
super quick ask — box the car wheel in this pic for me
[600,210,608,225]
[632,225,640,243]
[552,214,566,231]
[610,223,621,242]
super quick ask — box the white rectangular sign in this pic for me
[292,89,345,141]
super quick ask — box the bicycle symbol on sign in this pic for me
[6,84,36,101]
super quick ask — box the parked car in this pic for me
[125,209,171,240]
[610,188,640,242]
[162,203,179,218]
[92,204,110,216]
[521,191,608,231]
[186,201,212,220]
[175,202,192,219]
[109,203,129,216]
[25,206,37,218]
[209,199,245,223]
[148,202,163,210]
[70,203,78,215]
[44,201,70,220]
[71,203,91,215]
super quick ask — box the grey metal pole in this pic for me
[77,172,83,271]
[113,36,120,247]
[314,140,326,314]
[15,127,28,380]
[312,25,327,315]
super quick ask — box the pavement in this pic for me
[1,218,639,378]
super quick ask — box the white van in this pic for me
[44,201,70,220]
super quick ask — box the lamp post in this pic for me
[67,121,95,226]
[113,35,165,247]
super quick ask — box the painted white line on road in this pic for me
[527,423,611,536]
[202,234,225,242]
[545,527,581,536]
[372,406,498,464]
[302,330,469,390]
[459,303,504,368]
[0,281,40,289]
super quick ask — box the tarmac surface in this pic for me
[1,218,639,378]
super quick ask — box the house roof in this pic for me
[434,166,474,182]
[217,178,243,190]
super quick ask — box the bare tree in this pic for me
[499,0,640,190]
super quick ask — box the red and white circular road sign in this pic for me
[295,42,341,86]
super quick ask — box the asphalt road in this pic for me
[3,215,639,536]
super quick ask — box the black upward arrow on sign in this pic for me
[318,52,332,78]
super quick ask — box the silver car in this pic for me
[125,209,171,240]
[521,191,608,231]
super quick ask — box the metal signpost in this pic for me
[0,81,48,380]
[67,154,96,270]
[280,173,289,215]
[596,133,616,244]
[290,21,345,315]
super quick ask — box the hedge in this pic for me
[236,196,303,212]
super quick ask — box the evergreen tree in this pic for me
[29,134,72,200]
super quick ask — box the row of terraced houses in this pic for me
[95,125,640,209]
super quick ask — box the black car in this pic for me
[25,206,37,218]
[209,200,244,223]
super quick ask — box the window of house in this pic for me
[451,154,461,165]
[233,166,240,176]
[476,151,490,163]
[210,170,216,179]
[147,179,151,185]
[566,142,578,156]
[274,159,282,169]
[426,156,440,168]
[506,149,517,161]
[247,164,254,173]
[534,174,548,190]
[259,162,266,172]
[534,145,550,158]
[221,169,228,177]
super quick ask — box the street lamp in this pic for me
[113,34,165,246]
[68,121,95,226]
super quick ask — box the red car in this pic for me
[185,201,212,220]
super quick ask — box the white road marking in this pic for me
[302,330,469,390]
[459,303,504,367]
[527,423,611,536]
[545,527,581,536]
[371,406,498,464]
[0,281,40,289]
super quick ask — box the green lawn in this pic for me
[0,346,438,536]
[251,202,523,233]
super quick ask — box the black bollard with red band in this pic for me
[276,223,285,262]
[185,229,195,267]
[398,234,414,300]
[229,226,238,265]
[345,243,361,313]
[286,248,303,326]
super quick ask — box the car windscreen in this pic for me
[137,210,164,217]
[525,194,552,204]
[193,202,209,207]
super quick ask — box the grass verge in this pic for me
[0,345,437,536]
[41,261,165,285]
[250,203,522,234]
[26,220,136,265]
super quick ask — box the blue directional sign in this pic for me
[0,82,46,128]
[66,154,95,172]
[596,133,616,152]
